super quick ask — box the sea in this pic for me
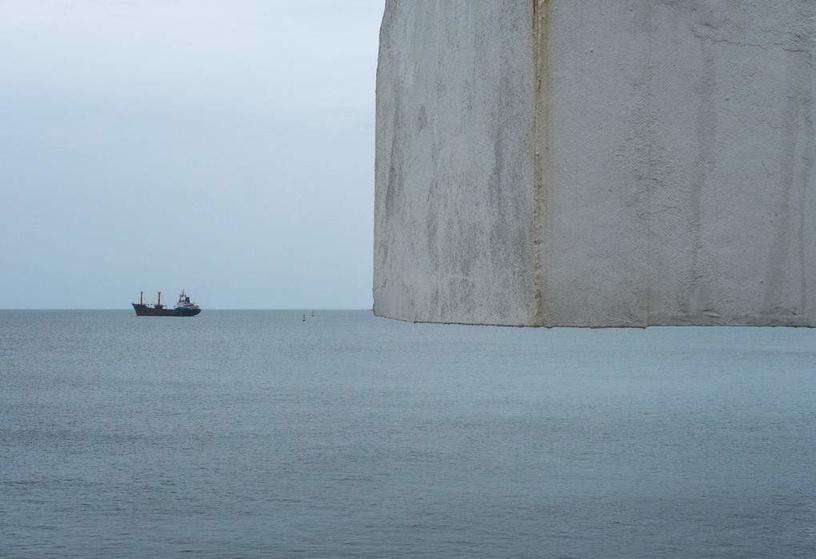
[1,310,814,558]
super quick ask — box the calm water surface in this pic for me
[1,310,815,558]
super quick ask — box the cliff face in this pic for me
[374,0,816,327]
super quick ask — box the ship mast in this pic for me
[140,291,143,305]
[157,291,161,307]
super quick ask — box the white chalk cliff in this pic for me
[374,0,815,326]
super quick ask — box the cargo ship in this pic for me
[132,290,201,317]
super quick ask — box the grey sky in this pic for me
[0,0,384,309]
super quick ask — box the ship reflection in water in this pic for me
[132,290,201,317]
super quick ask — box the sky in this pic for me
[0,0,384,309]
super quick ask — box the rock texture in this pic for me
[374,0,816,327]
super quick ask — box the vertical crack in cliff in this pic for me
[798,3,814,322]
[531,0,551,326]
[801,42,813,321]
[761,4,813,323]
[686,38,717,319]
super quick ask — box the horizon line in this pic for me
[0,308,373,312]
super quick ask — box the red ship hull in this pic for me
[132,303,201,317]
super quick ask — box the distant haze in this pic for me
[0,0,383,309]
